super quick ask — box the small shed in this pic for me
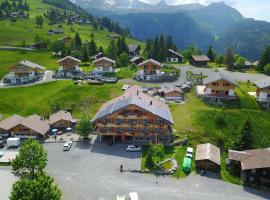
[195,143,221,173]
[190,55,210,66]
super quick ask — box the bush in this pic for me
[145,152,154,169]
[264,64,270,75]
[215,111,226,129]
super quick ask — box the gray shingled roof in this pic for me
[57,56,81,63]
[129,56,142,63]
[128,44,140,53]
[196,143,221,166]
[92,86,173,124]
[191,55,210,62]
[19,60,45,70]
[254,78,270,89]
[168,49,183,58]
[203,72,239,86]
[138,59,162,67]
[0,114,24,131]
[92,57,116,64]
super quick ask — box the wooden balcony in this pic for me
[204,93,239,100]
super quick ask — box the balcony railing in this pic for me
[204,93,239,99]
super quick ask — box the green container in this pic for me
[182,157,192,174]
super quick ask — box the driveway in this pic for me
[0,167,18,200]
[45,141,270,200]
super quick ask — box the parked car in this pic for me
[7,137,20,148]
[0,140,4,148]
[126,145,141,152]
[63,141,73,151]
[122,84,130,90]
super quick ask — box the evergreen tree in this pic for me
[259,46,270,70]
[106,40,117,60]
[207,46,216,61]
[224,48,234,71]
[239,119,254,150]
[117,36,128,56]
[145,152,154,169]
[81,45,89,62]
[143,39,153,59]
[158,34,166,62]
[152,36,159,60]
[116,52,129,67]
[88,38,97,57]
[74,32,82,50]
[98,46,104,53]
[35,15,43,27]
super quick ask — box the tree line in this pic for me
[0,0,29,19]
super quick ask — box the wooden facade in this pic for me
[141,61,161,75]
[93,104,172,142]
[196,160,221,173]
[58,57,81,71]
[205,79,237,98]
[51,119,72,130]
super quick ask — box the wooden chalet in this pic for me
[201,72,239,103]
[0,114,50,139]
[195,143,221,173]
[159,87,185,101]
[137,59,163,81]
[92,57,115,73]
[128,44,140,57]
[254,78,270,110]
[3,60,45,84]
[92,85,174,144]
[228,149,270,187]
[190,55,210,66]
[242,60,253,70]
[166,49,183,63]
[129,56,144,66]
[56,56,82,78]
[49,111,75,130]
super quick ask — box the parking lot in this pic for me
[45,141,270,200]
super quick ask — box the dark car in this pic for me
[0,140,4,148]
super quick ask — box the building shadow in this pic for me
[74,141,91,150]
[243,185,270,199]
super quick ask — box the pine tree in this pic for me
[158,34,166,62]
[207,46,216,61]
[88,39,97,57]
[145,152,154,169]
[152,36,159,60]
[239,119,254,150]
[81,45,89,62]
[74,32,82,50]
[106,40,117,60]
[35,15,43,27]
[259,46,270,70]
[143,39,153,59]
[98,46,104,53]
[224,48,234,71]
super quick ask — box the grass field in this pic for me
[0,80,123,119]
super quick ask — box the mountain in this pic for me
[72,0,270,60]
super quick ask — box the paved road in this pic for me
[0,167,18,200]
[45,142,270,200]
[164,65,269,87]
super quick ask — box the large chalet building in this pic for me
[254,78,270,110]
[55,56,82,78]
[3,60,45,84]
[198,72,239,104]
[137,59,163,81]
[90,57,116,78]
[92,85,174,144]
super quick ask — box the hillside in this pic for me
[0,0,143,78]
[74,0,270,60]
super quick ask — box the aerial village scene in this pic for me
[0,0,270,200]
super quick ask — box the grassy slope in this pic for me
[0,0,144,78]
[0,81,123,119]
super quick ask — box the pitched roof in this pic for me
[229,148,270,170]
[57,56,81,63]
[203,72,239,86]
[168,49,183,58]
[49,111,73,125]
[92,57,116,64]
[21,114,50,135]
[254,78,270,89]
[0,114,24,131]
[244,61,253,66]
[92,85,174,124]
[138,59,162,67]
[18,60,45,70]
[191,55,210,62]
[129,56,143,63]
[128,44,140,52]
[160,87,184,94]
[195,143,221,166]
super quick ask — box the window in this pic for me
[267,94,270,98]
[213,83,216,86]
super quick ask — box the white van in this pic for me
[7,138,20,148]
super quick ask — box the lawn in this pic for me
[0,80,123,119]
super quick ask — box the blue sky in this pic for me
[141,0,270,22]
